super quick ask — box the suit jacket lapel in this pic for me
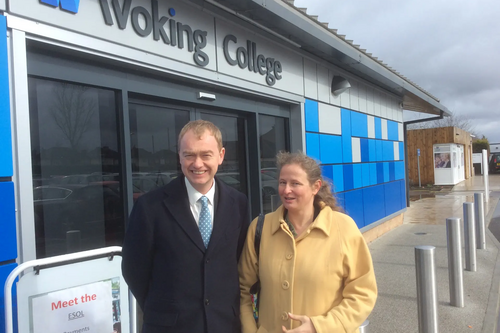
[208,177,236,251]
[163,176,206,252]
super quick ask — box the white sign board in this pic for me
[16,256,129,333]
[31,281,113,333]
[472,153,483,164]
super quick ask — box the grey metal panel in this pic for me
[26,45,291,117]
[201,0,450,116]
[0,0,5,11]
[10,29,37,262]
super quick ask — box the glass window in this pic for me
[201,113,248,196]
[29,77,123,258]
[129,103,189,200]
[259,115,289,213]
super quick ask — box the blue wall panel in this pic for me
[305,99,319,132]
[0,263,18,333]
[395,161,405,180]
[345,189,365,228]
[376,163,384,184]
[360,139,369,162]
[387,120,399,141]
[389,162,395,181]
[363,185,386,226]
[400,180,407,209]
[332,165,344,192]
[343,164,354,191]
[376,140,383,162]
[399,142,404,161]
[341,109,352,163]
[369,163,377,185]
[383,141,394,161]
[351,112,368,138]
[362,164,371,187]
[306,133,320,162]
[0,16,13,177]
[368,140,376,162]
[319,134,342,164]
[383,162,390,182]
[385,181,402,215]
[353,164,362,189]
[321,165,333,181]
[0,182,16,262]
[374,117,382,139]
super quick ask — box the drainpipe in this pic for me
[403,111,445,207]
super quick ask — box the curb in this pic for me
[482,198,500,333]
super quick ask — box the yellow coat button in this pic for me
[282,280,290,289]
[286,253,293,260]
[281,312,289,320]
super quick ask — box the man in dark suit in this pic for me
[122,120,250,333]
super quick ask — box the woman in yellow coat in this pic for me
[239,151,377,333]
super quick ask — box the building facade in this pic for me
[0,0,450,329]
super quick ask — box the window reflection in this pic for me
[129,103,188,200]
[259,115,289,213]
[29,78,123,258]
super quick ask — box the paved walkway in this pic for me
[367,175,500,333]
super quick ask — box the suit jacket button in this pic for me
[206,258,210,263]
[281,312,289,320]
[205,299,210,305]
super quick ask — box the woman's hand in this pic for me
[281,313,317,333]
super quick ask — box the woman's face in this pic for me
[278,164,321,214]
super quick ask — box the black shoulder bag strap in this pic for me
[249,213,265,295]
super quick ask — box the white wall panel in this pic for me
[367,115,375,138]
[317,65,330,103]
[380,93,387,119]
[358,83,367,113]
[398,123,404,141]
[352,137,361,163]
[318,103,341,135]
[373,90,381,117]
[385,97,393,120]
[366,87,374,115]
[394,142,400,160]
[349,81,359,111]
[304,58,318,100]
[381,119,388,140]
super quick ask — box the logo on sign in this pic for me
[39,0,80,14]
[68,310,85,321]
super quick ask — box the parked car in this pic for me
[489,153,500,173]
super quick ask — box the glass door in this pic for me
[199,112,248,198]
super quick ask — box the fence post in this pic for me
[474,193,486,250]
[415,246,439,333]
[463,202,477,272]
[446,218,464,307]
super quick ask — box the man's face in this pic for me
[179,129,225,194]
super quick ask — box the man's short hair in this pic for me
[178,120,223,151]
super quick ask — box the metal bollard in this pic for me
[463,202,477,272]
[359,320,369,333]
[415,246,439,333]
[446,218,464,307]
[482,149,489,202]
[474,193,486,250]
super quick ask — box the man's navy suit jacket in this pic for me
[122,175,250,333]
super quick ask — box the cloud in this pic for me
[293,0,500,142]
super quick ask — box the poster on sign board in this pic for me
[30,278,122,333]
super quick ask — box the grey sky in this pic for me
[293,0,500,143]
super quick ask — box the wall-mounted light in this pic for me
[198,92,216,101]
[331,75,351,96]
